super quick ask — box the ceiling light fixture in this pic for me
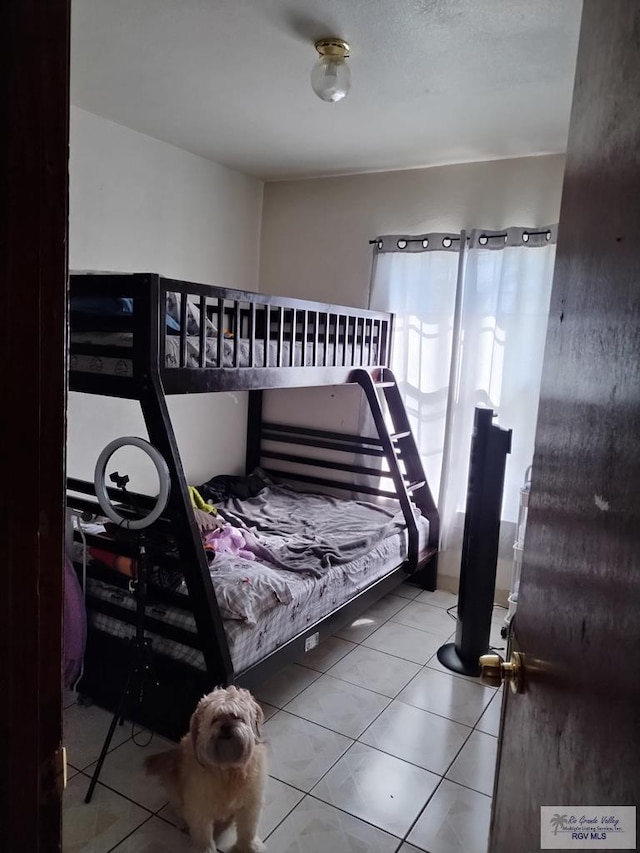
[311,38,351,103]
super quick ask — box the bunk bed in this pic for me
[67,272,440,739]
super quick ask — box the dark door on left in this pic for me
[0,1,70,850]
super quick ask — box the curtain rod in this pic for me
[369,235,464,248]
[370,228,553,246]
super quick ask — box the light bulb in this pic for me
[311,55,351,103]
[311,39,351,103]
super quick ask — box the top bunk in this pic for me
[69,272,393,397]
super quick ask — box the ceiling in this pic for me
[70,0,583,181]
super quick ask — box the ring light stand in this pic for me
[85,437,170,804]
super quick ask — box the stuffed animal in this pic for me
[203,525,256,561]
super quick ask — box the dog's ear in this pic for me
[250,695,264,741]
[190,695,208,756]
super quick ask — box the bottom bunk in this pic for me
[71,478,434,740]
[68,369,439,740]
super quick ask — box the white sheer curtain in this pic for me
[369,236,461,500]
[369,227,556,568]
[439,228,557,564]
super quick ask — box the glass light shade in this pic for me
[310,55,351,103]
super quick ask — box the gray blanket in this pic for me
[220,484,407,578]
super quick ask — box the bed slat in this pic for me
[198,294,206,368]
[179,294,188,368]
[233,301,240,367]
[216,298,224,368]
[289,308,296,367]
[249,302,256,368]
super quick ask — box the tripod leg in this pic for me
[85,658,135,804]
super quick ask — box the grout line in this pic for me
[355,724,473,778]
[401,775,448,846]
[72,770,158,816]
[266,707,359,742]
[255,664,323,709]
[439,774,494,799]
[262,789,306,843]
[294,790,406,844]
[282,691,394,741]
[265,736,356,799]
[105,812,156,853]
[295,642,357,674]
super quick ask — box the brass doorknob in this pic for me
[479,651,524,693]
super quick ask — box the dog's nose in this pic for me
[220,723,233,738]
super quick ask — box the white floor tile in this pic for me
[63,773,150,853]
[398,668,494,727]
[259,701,278,722]
[155,803,182,828]
[265,795,400,852]
[391,601,456,637]
[158,774,303,842]
[425,647,496,687]
[476,692,503,737]
[397,845,424,853]
[408,779,491,853]
[363,621,444,665]
[415,590,459,610]
[335,594,408,643]
[254,662,321,708]
[298,635,357,672]
[84,735,175,811]
[264,711,352,791]
[445,731,498,797]
[64,703,132,771]
[109,815,192,851]
[328,646,420,698]
[393,582,422,600]
[360,701,471,775]
[286,674,389,738]
[259,777,306,838]
[312,742,440,838]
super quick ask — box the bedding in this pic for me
[69,331,377,375]
[87,509,429,672]
[71,291,216,335]
[81,485,429,672]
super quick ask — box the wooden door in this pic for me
[490,2,640,851]
[0,0,70,850]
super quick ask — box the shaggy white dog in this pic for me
[145,686,266,853]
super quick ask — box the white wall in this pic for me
[259,154,566,591]
[260,154,566,308]
[68,107,263,492]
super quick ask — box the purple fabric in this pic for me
[64,555,86,688]
[204,525,257,561]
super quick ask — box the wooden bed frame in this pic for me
[67,272,440,739]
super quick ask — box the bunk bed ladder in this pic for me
[351,367,439,588]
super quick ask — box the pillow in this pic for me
[70,296,134,315]
[70,295,181,332]
[166,292,218,336]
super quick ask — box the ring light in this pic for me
[93,436,170,530]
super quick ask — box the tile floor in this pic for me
[63,586,506,853]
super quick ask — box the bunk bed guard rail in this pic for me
[69,273,394,395]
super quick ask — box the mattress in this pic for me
[70,331,378,377]
[83,486,429,674]
[87,516,428,673]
